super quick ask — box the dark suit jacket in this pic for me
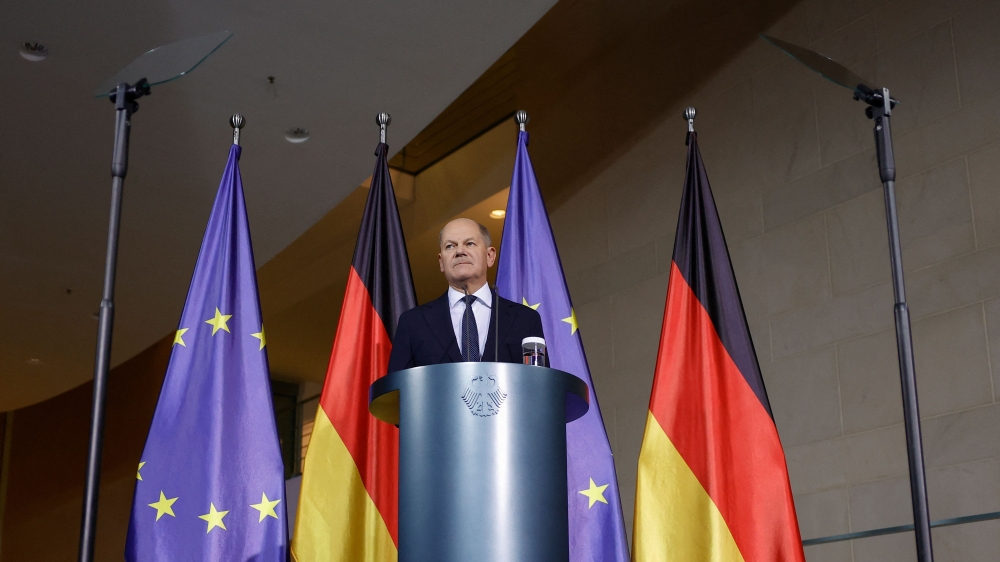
[387,290,545,374]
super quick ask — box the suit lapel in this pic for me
[424,292,463,363]
[482,298,498,362]
[497,297,515,349]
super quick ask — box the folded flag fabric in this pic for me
[497,128,630,562]
[292,141,416,561]
[632,131,805,562]
[126,144,287,561]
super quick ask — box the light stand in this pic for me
[854,84,933,561]
[79,30,231,562]
[77,78,149,562]
[762,35,934,562]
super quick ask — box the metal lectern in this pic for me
[369,363,589,562]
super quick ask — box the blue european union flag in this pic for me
[126,145,287,561]
[497,129,629,562]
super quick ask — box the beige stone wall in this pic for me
[550,0,1000,559]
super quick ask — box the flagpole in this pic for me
[78,79,149,562]
[684,106,695,132]
[378,112,390,143]
[515,110,528,132]
[231,113,245,145]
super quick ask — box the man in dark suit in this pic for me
[387,218,544,373]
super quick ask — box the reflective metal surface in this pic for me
[370,363,588,562]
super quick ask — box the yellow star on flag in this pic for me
[148,491,178,521]
[173,328,188,347]
[251,325,266,350]
[561,308,579,335]
[136,461,145,481]
[205,308,232,336]
[198,502,229,533]
[579,478,609,508]
[250,492,281,522]
[522,297,540,310]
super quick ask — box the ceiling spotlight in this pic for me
[26,358,43,365]
[285,128,310,143]
[20,42,48,62]
[489,209,506,219]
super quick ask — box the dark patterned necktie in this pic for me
[461,295,480,362]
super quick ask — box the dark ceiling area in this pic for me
[256,0,804,386]
[390,0,802,208]
[1,0,803,407]
[0,0,558,410]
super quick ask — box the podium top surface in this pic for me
[369,362,589,425]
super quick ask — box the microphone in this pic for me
[492,284,499,363]
[462,285,471,362]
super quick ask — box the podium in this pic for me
[369,362,589,562]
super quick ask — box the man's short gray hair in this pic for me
[439,220,492,247]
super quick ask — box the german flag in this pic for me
[632,132,805,561]
[292,140,415,561]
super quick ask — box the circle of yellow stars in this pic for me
[146,306,274,533]
[521,297,579,336]
[172,307,266,351]
[520,297,603,510]
[139,462,282,532]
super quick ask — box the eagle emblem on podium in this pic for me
[461,374,507,417]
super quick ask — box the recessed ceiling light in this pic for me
[489,209,506,219]
[26,358,43,365]
[20,42,47,62]
[285,128,310,143]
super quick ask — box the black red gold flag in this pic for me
[293,142,416,561]
[633,132,805,562]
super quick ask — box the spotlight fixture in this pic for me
[489,209,506,219]
[285,128,310,143]
[20,42,48,61]
[26,358,43,365]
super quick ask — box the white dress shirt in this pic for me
[448,284,493,358]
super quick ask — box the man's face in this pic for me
[438,219,496,290]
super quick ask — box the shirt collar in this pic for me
[448,284,493,309]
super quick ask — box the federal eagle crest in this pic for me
[461,374,507,417]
